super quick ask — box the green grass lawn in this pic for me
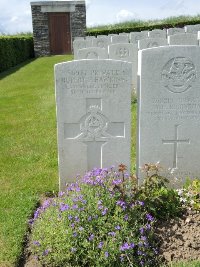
[0,55,137,266]
[0,56,198,267]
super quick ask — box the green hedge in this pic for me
[87,19,200,36]
[0,36,34,73]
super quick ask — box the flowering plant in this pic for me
[29,165,158,267]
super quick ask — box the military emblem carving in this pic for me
[162,57,196,93]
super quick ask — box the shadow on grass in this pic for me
[0,58,36,80]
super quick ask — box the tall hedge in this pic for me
[0,36,34,73]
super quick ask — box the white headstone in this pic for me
[92,37,110,49]
[148,29,167,39]
[77,47,108,59]
[130,31,149,44]
[108,43,138,92]
[138,37,168,50]
[185,24,200,33]
[137,46,200,185]
[111,35,129,44]
[55,60,132,190]
[73,39,87,58]
[167,27,185,36]
[168,33,198,46]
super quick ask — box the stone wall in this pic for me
[31,1,86,57]
[71,4,86,42]
[31,5,50,57]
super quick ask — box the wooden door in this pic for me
[48,13,71,55]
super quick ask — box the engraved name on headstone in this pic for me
[137,46,200,185]
[55,60,132,190]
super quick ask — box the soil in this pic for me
[22,208,200,267]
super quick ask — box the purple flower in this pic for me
[98,205,103,210]
[115,225,121,230]
[146,224,151,230]
[141,235,147,241]
[33,241,40,246]
[140,227,144,234]
[73,232,77,237]
[98,242,104,248]
[42,249,49,256]
[112,179,122,185]
[72,204,78,210]
[89,234,94,241]
[102,208,108,215]
[108,231,116,237]
[60,203,69,212]
[71,223,75,228]
[79,227,84,231]
[105,251,109,258]
[75,216,80,222]
[138,201,144,206]
[146,213,154,222]
[120,242,130,251]
[88,216,92,221]
[124,214,129,221]
[120,255,124,262]
[68,215,73,220]
[116,200,126,210]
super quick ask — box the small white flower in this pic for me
[180,197,187,203]
[190,200,195,205]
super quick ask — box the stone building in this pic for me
[30,1,86,56]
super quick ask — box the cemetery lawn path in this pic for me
[0,55,73,266]
[0,55,137,266]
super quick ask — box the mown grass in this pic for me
[0,55,72,266]
[0,56,199,267]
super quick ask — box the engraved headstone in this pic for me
[148,29,167,39]
[92,37,110,49]
[73,39,87,58]
[77,47,108,59]
[55,60,132,190]
[111,35,129,44]
[167,27,185,36]
[138,37,168,50]
[168,33,198,45]
[137,46,200,185]
[130,31,149,45]
[108,43,138,92]
[185,24,200,33]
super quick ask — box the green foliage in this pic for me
[86,15,200,36]
[135,164,183,220]
[30,166,159,267]
[177,179,200,210]
[0,35,34,72]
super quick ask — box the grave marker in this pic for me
[168,33,198,45]
[130,31,149,44]
[137,46,200,185]
[185,24,200,33]
[148,29,167,39]
[77,47,108,59]
[111,35,129,44]
[138,37,168,50]
[167,27,185,36]
[55,60,132,190]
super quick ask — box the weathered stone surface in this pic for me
[138,37,168,50]
[92,37,110,49]
[137,46,200,185]
[149,29,167,38]
[185,24,200,33]
[167,27,185,36]
[130,31,149,44]
[168,33,198,45]
[111,35,129,44]
[55,60,132,190]
[76,47,108,59]
[108,43,138,91]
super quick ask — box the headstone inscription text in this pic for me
[55,60,132,190]
[137,46,200,185]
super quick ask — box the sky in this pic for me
[1,0,200,34]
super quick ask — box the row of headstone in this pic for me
[55,46,200,190]
[74,32,200,59]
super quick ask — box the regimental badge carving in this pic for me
[116,47,130,58]
[161,57,196,93]
[97,40,105,48]
[78,105,111,141]
[85,51,98,59]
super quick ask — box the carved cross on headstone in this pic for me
[162,124,190,169]
[64,98,125,170]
